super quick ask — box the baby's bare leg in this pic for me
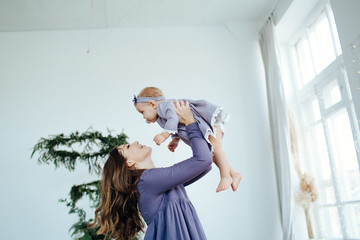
[230,166,242,191]
[209,126,232,192]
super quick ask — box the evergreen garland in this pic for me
[59,181,105,240]
[31,128,127,174]
[31,128,134,240]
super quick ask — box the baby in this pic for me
[133,87,242,192]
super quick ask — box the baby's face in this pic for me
[135,103,158,124]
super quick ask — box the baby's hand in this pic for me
[168,138,180,152]
[153,134,167,146]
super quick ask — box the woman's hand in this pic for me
[170,100,195,126]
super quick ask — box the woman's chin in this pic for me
[145,146,152,153]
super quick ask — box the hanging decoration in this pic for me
[87,0,143,53]
[31,127,131,239]
[37,0,143,53]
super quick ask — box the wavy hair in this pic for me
[89,148,145,240]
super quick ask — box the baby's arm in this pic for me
[153,131,171,146]
[168,136,180,152]
[163,103,179,132]
[154,101,180,146]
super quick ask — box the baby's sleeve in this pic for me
[161,102,179,133]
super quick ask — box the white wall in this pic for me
[330,0,360,46]
[0,26,282,239]
[330,0,360,133]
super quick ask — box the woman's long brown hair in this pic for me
[89,148,145,240]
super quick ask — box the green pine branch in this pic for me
[31,127,128,174]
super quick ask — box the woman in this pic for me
[89,100,212,240]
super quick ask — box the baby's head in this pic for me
[134,87,165,124]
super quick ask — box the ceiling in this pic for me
[0,0,278,32]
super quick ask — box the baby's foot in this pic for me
[231,172,242,191]
[216,176,232,193]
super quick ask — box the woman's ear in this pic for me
[126,160,136,169]
[149,100,157,109]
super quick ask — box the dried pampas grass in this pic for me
[295,173,318,239]
[295,173,318,208]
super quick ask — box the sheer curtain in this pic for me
[259,16,293,240]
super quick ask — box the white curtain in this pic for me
[259,16,294,240]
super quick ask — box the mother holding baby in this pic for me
[89,100,212,240]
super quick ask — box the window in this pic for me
[285,3,360,239]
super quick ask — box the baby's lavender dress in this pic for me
[156,99,230,149]
[137,123,212,240]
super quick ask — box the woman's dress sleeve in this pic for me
[142,122,212,194]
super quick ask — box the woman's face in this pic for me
[135,102,158,124]
[118,141,152,168]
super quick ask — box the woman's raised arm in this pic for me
[139,101,212,194]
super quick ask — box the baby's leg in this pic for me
[230,166,242,192]
[209,126,232,192]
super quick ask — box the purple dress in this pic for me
[137,123,212,240]
[156,99,230,149]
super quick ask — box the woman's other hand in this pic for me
[170,100,195,126]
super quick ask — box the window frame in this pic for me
[281,2,360,239]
